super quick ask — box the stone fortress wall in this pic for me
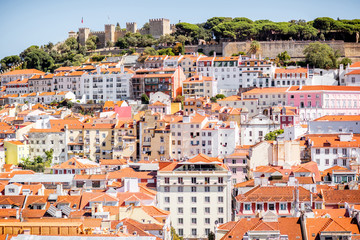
[75,18,172,48]
[222,41,360,62]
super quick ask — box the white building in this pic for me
[283,124,308,141]
[170,113,240,159]
[242,87,288,110]
[157,154,231,238]
[309,115,360,134]
[163,55,183,68]
[28,128,67,164]
[0,69,44,86]
[217,95,259,117]
[307,133,360,171]
[274,67,309,87]
[340,62,360,86]
[81,66,134,102]
[28,73,54,93]
[240,114,280,145]
[53,71,85,97]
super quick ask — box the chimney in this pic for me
[123,178,139,192]
[96,66,101,74]
[121,65,124,73]
[213,51,216,57]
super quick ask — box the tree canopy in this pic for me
[303,42,340,69]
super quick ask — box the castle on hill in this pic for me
[68,18,175,48]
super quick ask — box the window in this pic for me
[191,218,197,224]
[178,186,183,192]
[205,196,210,203]
[191,186,197,192]
[165,177,169,184]
[191,197,197,203]
[178,229,183,236]
[218,196,224,203]
[325,149,329,155]
[192,228,197,236]
[205,207,210,213]
[232,168,237,174]
[256,203,263,210]
[244,204,251,211]
[259,131,263,137]
[164,186,170,192]
[191,177,197,184]
[8,188,15,193]
[218,207,224,213]
[218,186,224,192]
[205,218,210,224]
[325,159,329,165]
[164,197,170,203]
[232,159,236,164]
[205,177,210,184]
[178,177,183,184]
[316,149,320,154]
[218,218,224,224]
[178,218,183,224]
[191,207,197,213]
[333,159,337,165]
[333,149,338,154]
[218,177,223,183]
[178,197,183,203]
[178,208,183,214]
[205,186,210,192]
[343,159,347,166]
[268,203,275,210]
[280,203,287,211]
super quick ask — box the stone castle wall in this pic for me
[222,41,360,61]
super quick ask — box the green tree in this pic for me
[115,37,129,49]
[277,51,291,66]
[158,48,174,56]
[116,22,121,31]
[339,57,352,67]
[248,41,261,55]
[106,40,114,50]
[21,46,54,72]
[264,129,284,141]
[143,47,158,56]
[158,34,176,46]
[65,37,79,51]
[0,55,21,70]
[208,231,215,240]
[303,42,339,69]
[171,227,183,240]
[141,93,149,104]
[173,44,185,55]
[215,94,226,99]
[85,36,98,51]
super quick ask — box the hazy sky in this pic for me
[1,0,360,59]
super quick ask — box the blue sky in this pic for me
[1,0,359,59]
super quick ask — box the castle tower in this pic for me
[149,18,171,39]
[105,24,115,44]
[126,22,137,33]
[79,28,90,46]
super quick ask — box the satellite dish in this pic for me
[214,220,218,225]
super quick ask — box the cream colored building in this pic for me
[157,154,232,239]
[182,75,217,99]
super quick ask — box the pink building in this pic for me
[287,85,360,122]
[224,147,250,186]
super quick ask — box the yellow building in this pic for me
[4,140,29,165]
[139,110,172,161]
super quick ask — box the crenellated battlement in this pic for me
[149,18,169,22]
[91,31,105,34]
